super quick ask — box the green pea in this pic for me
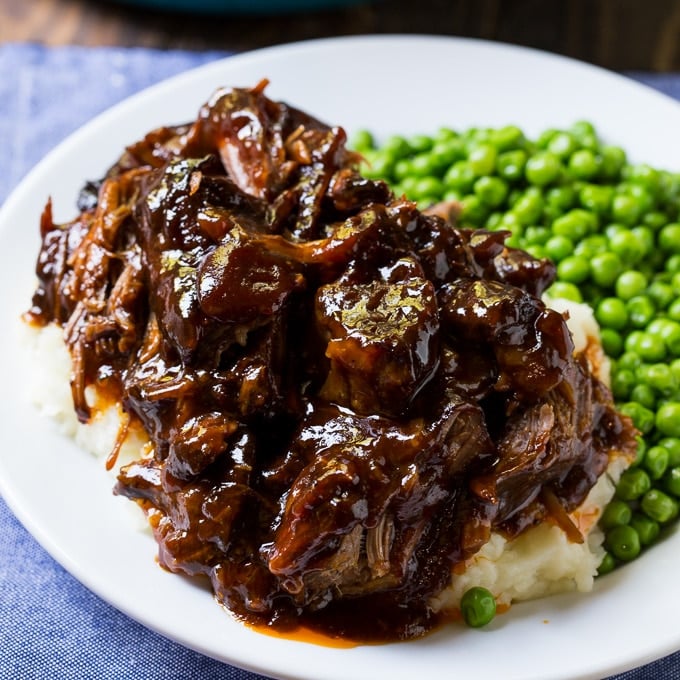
[611,193,642,226]
[615,270,648,300]
[659,223,680,253]
[512,189,544,225]
[460,586,497,628]
[459,194,488,226]
[489,125,524,152]
[496,149,527,182]
[599,145,627,179]
[557,255,590,284]
[473,176,509,208]
[641,489,679,523]
[590,252,624,288]
[569,149,600,180]
[626,296,656,328]
[468,143,497,177]
[444,161,476,192]
[544,235,574,262]
[625,331,667,362]
[663,466,680,497]
[618,402,655,434]
[547,281,583,302]
[643,445,669,480]
[605,525,641,561]
[552,209,595,240]
[659,438,680,467]
[524,225,551,245]
[595,297,628,330]
[608,230,644,265]
[656,402,680,437]
[579,183,613,214]
[611,368,636,400]
[629,384,656,409]
[600,328,624,357]
[599,499,632,529]
[525,151,562,186]
[616,468,652,501]
[647,280,675,310]
[597,551,617,576]
[629,513,660,546]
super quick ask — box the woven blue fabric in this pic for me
[1,43,680,679]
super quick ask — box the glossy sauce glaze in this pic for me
[27,81,637,642]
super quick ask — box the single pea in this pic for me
[512,189,544,225]
[666,254,680,274]
[663,466,680,497]
[625,331,667,362]
[552,209,595,241]
[443,161,476,193]
[569,149,600,180]
[616,468,652,501]
[570,120,597,139]
[460,586,497,628]
[595,297,628,330]
[350,129,375,152]
[459,194,488,226]
[617,351,643,371]
[611,368,636,400]
[525,244,548,259]
[629,513,660,546]
[468,143,498,177]
[626,296,656,328]
[525,151,562,186]
[639,363,677,395]
[622,183,655,215]
[630,435,647,468]
[605,525,641,561]
[667,298,680,322]
[557,255,590,284]
[574,234,609,258]
[615,270,648,300]
[546,185,577,211]
[496,149,527,182]
[524,225,552,245]
[656,402,680,437]
[430,138,466,168]
[536,128,559,149]
[412,176,445,200]
[409,153,440,177]
[659,438,680,467]
[628,163,661,194]
[644,445,670,480]
[608,230,644,265]
[631,226,655,256]
[546,281,583,303]
[590,252,624,288]
[579,183,613,215]
[641,489,679,523]
[489,125,524,152]
[618,402,656,434]
[484,211,503,230]
[643,210,668,231]
[659,223,680,253]
[597,551,617,576]
[473,176,509,208]
[544,235,574,262]
[629,384,656,409]
[600,328,624,357]
[600,145,627,179]
[647,280,675,310]
[599,499,633,529]
[611,193,643,226]
[547,131,578,159]
[385,135,416,162]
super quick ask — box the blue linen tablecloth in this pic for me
[1,43,680,680]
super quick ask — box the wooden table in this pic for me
[1,0,679,71]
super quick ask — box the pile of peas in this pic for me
[351,122,680,625]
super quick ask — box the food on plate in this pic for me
[24,80,637,641]
[354,120,680,574]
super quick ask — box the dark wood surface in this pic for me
[2,0,679,71]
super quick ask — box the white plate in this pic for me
[1,35,680,680]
